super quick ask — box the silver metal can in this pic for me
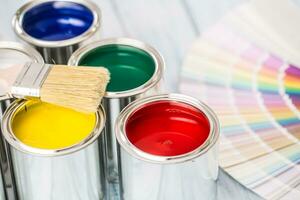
[1,100,106,200]
[0,41,44,200]
[116,94,220,200]
[0,171,5,200]
[13,0,101,64]
[68,37,164,199]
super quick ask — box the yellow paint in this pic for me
[12,100,96,149]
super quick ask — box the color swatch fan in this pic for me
[179,0,300,199]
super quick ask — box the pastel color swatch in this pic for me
[180,18,300,200]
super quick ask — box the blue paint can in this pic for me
[13,0,101,64]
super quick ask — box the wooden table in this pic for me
[0,0,263,199]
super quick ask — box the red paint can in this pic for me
[115,94,220,200]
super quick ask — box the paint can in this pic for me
[0,41,44,200]
[68,37,164,198]
[1,100,106,200]
[115,94,220,200]
[0,172,4,200]
[13,0,101,64]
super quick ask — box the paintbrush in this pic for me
[0,62,110,113]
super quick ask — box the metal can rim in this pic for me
[0,41,44,63]
[115,93,220,164]
[12,0,101,48]
[1,99,106,157]
[68,37,165,99]
[0,41,44,101]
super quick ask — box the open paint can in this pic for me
[0,171,4,200]
[1,100,106,200]
[116,94,220,200]
[0,41,44,200]
[13,0,101,64]
[68,37,164,198]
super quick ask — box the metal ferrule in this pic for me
[11,63,51,99]
[115,94,220,200]
[68,37,165,199]
[1,100,106,200]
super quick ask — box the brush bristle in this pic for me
[40,65,110,113]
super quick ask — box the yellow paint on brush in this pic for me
[12,100,96,149]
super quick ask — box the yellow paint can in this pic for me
[12,100,96,149]
[1,99,106,200]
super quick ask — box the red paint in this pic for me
[125,101,210,156]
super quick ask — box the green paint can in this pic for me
[79,44,156,92]
[68,38,164,200]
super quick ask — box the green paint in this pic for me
[78,44,155,92]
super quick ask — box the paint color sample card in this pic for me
[179,0,300,199]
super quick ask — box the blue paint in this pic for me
[22,1,94,41]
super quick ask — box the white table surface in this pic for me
[0,0,264,199]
